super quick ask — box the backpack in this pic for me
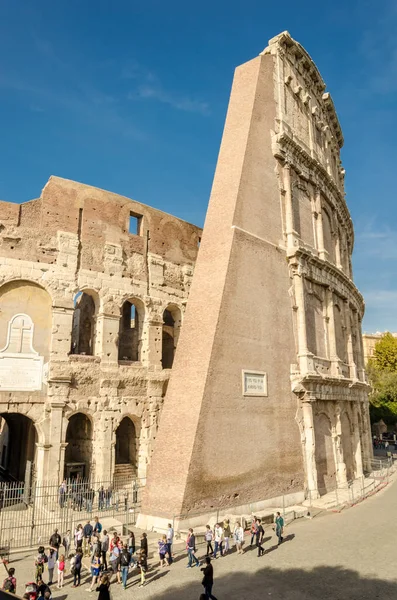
[3,577,15,593]
[120,551,129,566]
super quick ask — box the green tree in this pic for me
[368,333,397,424]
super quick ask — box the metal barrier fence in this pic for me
[306,457,395,511]
[0,477,144,551]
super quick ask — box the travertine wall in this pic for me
[140,31,371,526]
[0,176,201,483]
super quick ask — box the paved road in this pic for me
[7,477,397,599]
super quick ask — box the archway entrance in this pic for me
[314,413,336,495]
[0,413,37,483]
[161,306,182,369]
[64,413,93,479]
[114,417,136,485]
[341,413,355,481]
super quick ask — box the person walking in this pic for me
[96,573,110,600]
[72,549,82,587]
[109,543,121,584]
[166,523,174,564]
[83,521,93,557]
[35,547,47,583]
[223,519,231,554]
[213,524,223,559]
[98,486,105,511]
[2,566,16,594]
[140,532,148,556]
[205,526,214,557]
[119,543,131,589]
[62,530,71,558]
[47,549,56,585]
[250,516,258,546]
[49,529,61,559]
[101,530,109,571]
[75,524,83,551]
[233,521,244,554]
[127,530,136,566]
[275,511,284,545]
[158,535,169,568]
[137,550,147,588]
[58,481,67,509]
[87,550,102,592]
[56,554,65,589]
[200,556,218,600]
[255,518,265,557]
[186,528,200,568]
[93,516,102,537]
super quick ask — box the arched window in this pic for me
[71,291,98,356]
[161,305,182,369]
[65,413,93,479]
[321,207,335,263]
[0,413,37,482]
[118,299,144,362]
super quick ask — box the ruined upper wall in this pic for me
[0,177,201,276]
[262,31,346,195]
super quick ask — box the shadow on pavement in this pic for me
[147,564,397,600]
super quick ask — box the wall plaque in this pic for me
[242,370,268,397]
[0,314,44,392]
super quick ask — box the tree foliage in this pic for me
[368,333,397,424]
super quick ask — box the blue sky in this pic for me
[0,0,396,332]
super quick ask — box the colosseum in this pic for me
[140,31,372,527]
[0,176,201,486]
[0,31,372,529]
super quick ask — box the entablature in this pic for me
[273,131,353,246]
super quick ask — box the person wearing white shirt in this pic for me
[233,522,244,554]
[166,523,174,565]
[213,524,223,559]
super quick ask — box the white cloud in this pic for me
[130,84,210,115]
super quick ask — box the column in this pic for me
[353,312,366,382]
[332,406,348,488]
[352,405,364,479]
[293,269,315,375]
[50,306,74,359]
[46,379,70,481]
[302,400,319,499]
[143,318,163,368]
[325,288,341,377]
[35,444,51,482]
[344,301,357,380]
[98,313,119,364]
[315,188,327,261]
[94,411,114,481]
[283,162,299,251]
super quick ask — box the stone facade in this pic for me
[0,176,201,484]
[140,31,372,528]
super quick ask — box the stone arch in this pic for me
[113,414,140,486]
[314,411,336,495]
[161,304,182,369]
[64,412,93,479]
[0,413,38,483]
[118,297,145,362]
[341,411,355,481]
[305,283,326,357]
[70,289,99,356]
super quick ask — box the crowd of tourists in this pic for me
[58,480,138,512]
[1,512,285,599]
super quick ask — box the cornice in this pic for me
[273,131,354,246]
[289,246,365,316]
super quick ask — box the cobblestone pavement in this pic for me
[6,476,397,600]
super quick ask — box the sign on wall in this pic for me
[242,370,268,397]
[0,314,44,392]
